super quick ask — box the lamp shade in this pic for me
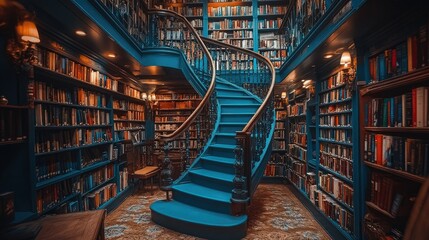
[281,91,286,99]
[17,20,40,43]
[340,51,351,65]
[151,93,156,100]
[142,92,147,100]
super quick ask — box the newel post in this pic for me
[231,132,250,215]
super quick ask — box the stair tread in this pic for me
[215,132,236,137]
[221,103,260,107]
[218,122,246,125]
[190,168,234,182]
[221,112,254,115]
[174,182,231,203]
[151,200,247,226]
[201,155,234,164]
[217,95,253,98]
[210,143,236,149]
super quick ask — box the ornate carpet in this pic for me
[105,183,331,240]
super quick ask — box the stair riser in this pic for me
[200,159,235,175]
[172,190,231,214]
[189,173,234,192]
[217,124,245,132]
[218,97,257,104]
[207,146,235,158]
[213,135,236,145]
[220,114,252,123]
[221,105,258,114]
[216,89,248,96]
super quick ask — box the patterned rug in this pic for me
[105,183,331,240]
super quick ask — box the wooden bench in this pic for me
[129,166,160,195]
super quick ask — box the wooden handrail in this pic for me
[148,9,216,143]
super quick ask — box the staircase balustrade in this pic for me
[147,9,217,199]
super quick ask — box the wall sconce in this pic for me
[2,1,41,71]
[281,91,286,99]
[142,92,148,100]
[340,51,356,93]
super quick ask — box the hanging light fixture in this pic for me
[340,51,352,67]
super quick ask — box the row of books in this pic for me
[369,24,428,83]
[158,100,199,109]
[288,160,306,177]
[258,5,286,15]
[289,132,307,146]
[319,88,351,105]
[113,111,145,121]
[259,39,283,49]
[319,114,351,127]
[155,116,189,122]
[165,6,202,16]
[119,168,129,191]
[264,164,286,177]
[35,104,111,127]
[190,19,203,28]
[34,128,113,154]
[269,153,286,164]
[368,172,416,217]
[0,108,26,142]
[288,144,307,161]
[114,130,146,143]
[308,185,354,233]
[320,129,352,144]
[273,130,285,138]
[83,183,117,211]
[208,6,252,17]
[272,140,285,150]
[77,164,114,194]
[287,103,306,116]
[320,152,353,180]
[113,100,145,111]
[81,146,112,168]
[114,122,144,131]
[36,179,75,213]
[276,110,287,120]
[214,60,253,71]
[364,87,429,128]
[156,93,200,100]
[257,18,282,29]
[260,50,286,59]
[34,82,108,108]
[36,153,77,182]
[220,39,253,48]
[209,20,253,30]
[320,142,353,160]
[287,169,306,191]
[363,133,429,176]
[290,122,306,133]
[209,30,253,39]
[319,103,351,115]
[37,48,117,91]
[319,173,353,208]
[320,71,344,91]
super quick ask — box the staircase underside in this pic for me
[150,79,267,240]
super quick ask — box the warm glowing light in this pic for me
[142,92,147,100]
[324,54,333,59]
[75,30,87,36]
[17,20,40,43]
[281,92,286,99]
[340,51,351,66]
[107,53,116,58]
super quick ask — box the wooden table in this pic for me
[1,210,106,240]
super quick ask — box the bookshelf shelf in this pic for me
[319,110,353,116]
[318,187,354,213]
[363,161,426,183]
[81,160,113,174]
[319,125,352,129]
[318,165,353,185]
[35,125,111,130]
[0,139,27,145]
[33,100,110,111]
[0,105,28,109]
[319,98,352,107]
[319,139,353,147]
[288,154,306,163]
[36,170,81,190]
[81,177,115,197]
[361,66,429,96]
[40,192,80,216]
[318,83,347,94]
[365,201,396,219]
[113,119,145,123]
[364,127,429,134]
[34,141,113,157]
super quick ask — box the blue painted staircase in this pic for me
[150,80,262,240]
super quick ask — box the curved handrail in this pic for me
[200,37,276,134]
[147,9,216,143]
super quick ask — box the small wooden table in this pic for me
[2,210,106,240]
[130,166,161,194]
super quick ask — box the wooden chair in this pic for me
[128,143,161,195]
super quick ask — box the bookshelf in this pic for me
[285,88,308,191]
[264,94,287,178]
[14,43,152,218]
[154,0,287,68]
[154,90,202,180]
[360,30,429,237]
